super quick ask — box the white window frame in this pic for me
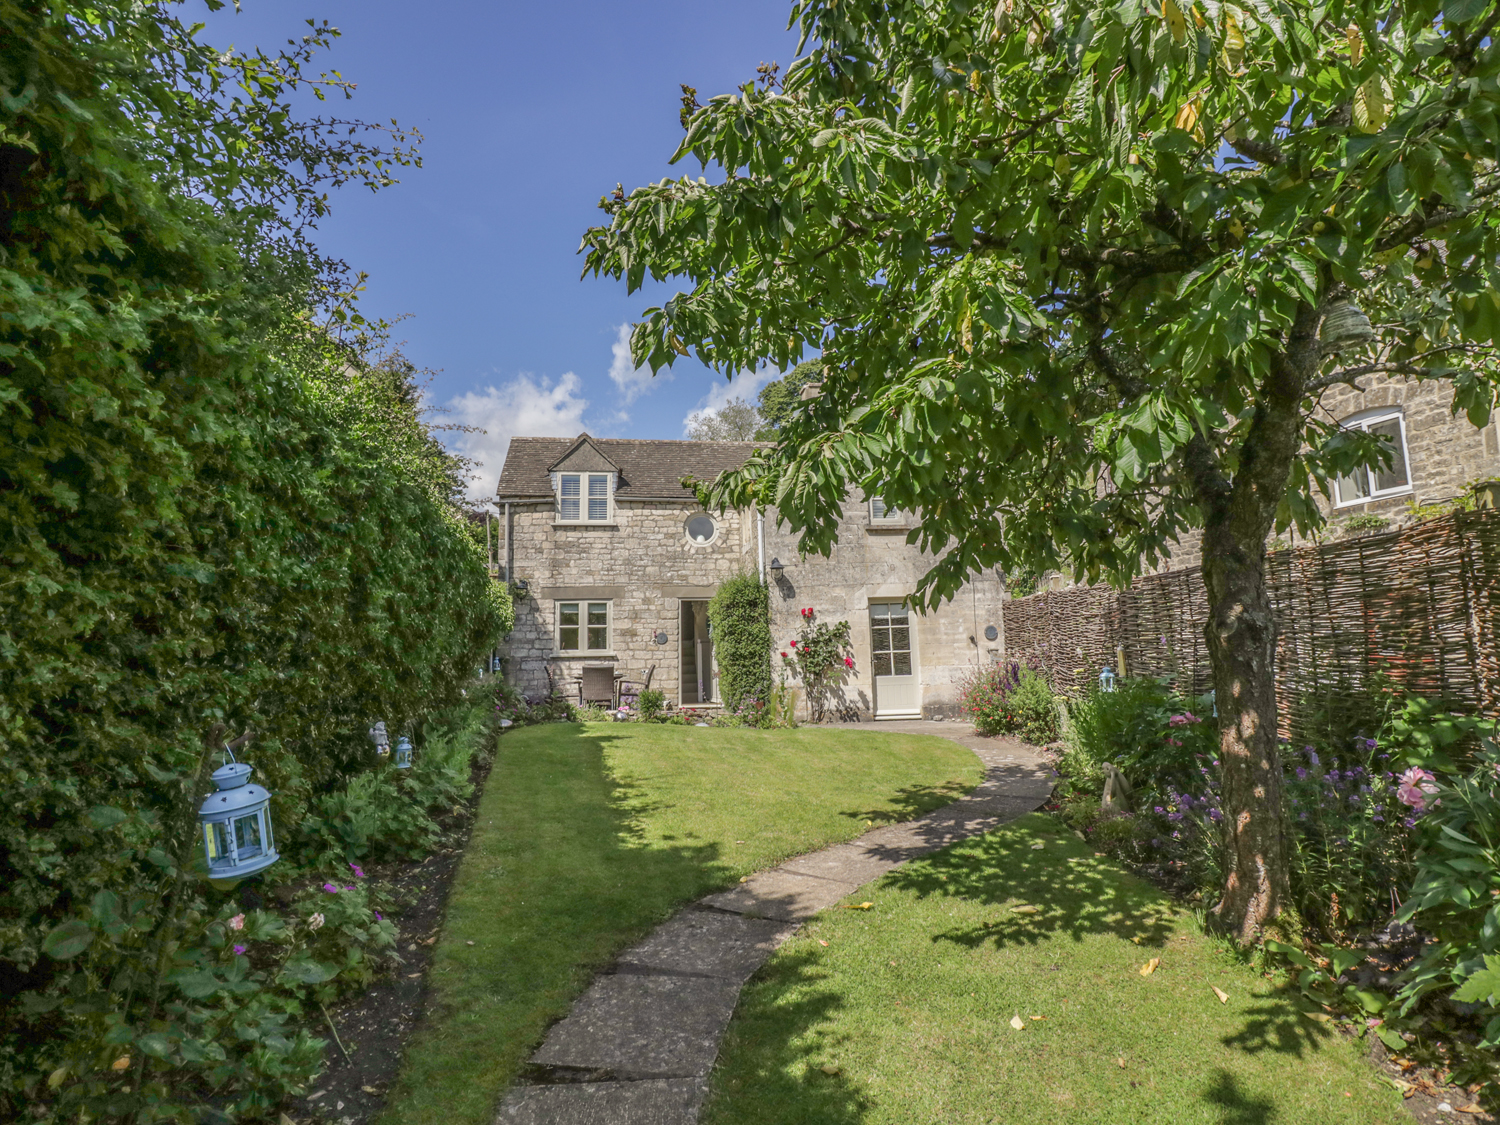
[554,471,614,523]
[556,600,611,654]
[869,495,901,523]
[1333,409,1413,508]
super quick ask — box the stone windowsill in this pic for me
[550,652,618,661]
[552,521,619,529]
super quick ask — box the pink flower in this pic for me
[349,863,365,878]
[1168,713,1199,727]
[322,883,339,893]
[228,913,245,931]
[1397,767,1439,811]
[233,944,247,955]
[844,656,854,668]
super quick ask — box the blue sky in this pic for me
[202,0,803,498]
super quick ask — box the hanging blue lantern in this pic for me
[395,736,413,770]
[199,747,279,881]
[1099,666,1118,693]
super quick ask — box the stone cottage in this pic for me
[1140,375,1500,573]
[494,434,1005,719]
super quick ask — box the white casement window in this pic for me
[557,601,610,653]
[1333,410,1413,507]
[869,496,900,522]
[556,472,612,522]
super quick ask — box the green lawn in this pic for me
[704,813,1409,1125]
[379,720,981,1125]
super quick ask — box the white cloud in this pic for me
[608,323,671,403]
[443,372,590,502]
[681,365,778,436]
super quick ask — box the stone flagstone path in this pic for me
[496,722,1055,1125]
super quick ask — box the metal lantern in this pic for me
[199,748,279,881]
[394,736,413,770]
[1099,666,1118,693]
[769,557,785,575]
[1320,299,1375,353]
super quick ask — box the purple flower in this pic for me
[1154,806,1165,815]
[374,912,383,921]
[1373,815,1384,823]
[1365,738,1378,751]
[1151,838,1161,847]
[1404,817,1417,829]
[323,883,339,893]
[1299,811,1308,820]
[233,944,246,955]
[349,863,366,878]
[1296,767,1308,781]
[1168,812,1184,823]
[1305,748,1320,766]
[1209,808,1223,822]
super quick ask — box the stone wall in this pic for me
[500,493,1005,721]
[762,500,1005,721]
[501,499,757,701]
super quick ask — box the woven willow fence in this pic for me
[1001,509,1500,742]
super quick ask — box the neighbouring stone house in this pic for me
[1148,375,1500,572]
[494,433,1005,719]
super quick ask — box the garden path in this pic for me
[495,721,1053,1125]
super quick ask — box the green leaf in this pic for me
[1377,1025,1408,1051]
[810,129,838,149]
[41,920,93,960]
[86,806,128,829]
[171,969,223,998]
[136,1032,175,1058]
[1452,955,1500,1005]
[278,958,339,986]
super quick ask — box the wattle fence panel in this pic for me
[1000,510,1500,742]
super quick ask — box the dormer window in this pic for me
[557,472,613,523]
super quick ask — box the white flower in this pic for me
[308,912,325,931]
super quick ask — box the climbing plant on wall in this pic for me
[707,573,772,714]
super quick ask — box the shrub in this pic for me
[958,662,1059,743]
[638,689,665,721]
[707,573,772,714]
[1396,738,1500,1054]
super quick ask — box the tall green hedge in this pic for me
[0,1,511,1109]
[707,573,772,713]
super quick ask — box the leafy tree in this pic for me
[584,0,1500,940]
[686,396,764,440]
[756,358,824,435]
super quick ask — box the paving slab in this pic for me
[698,868,861,921]
[531,974,742,1077]
[497,1079,708,1125]
[777,840,909,886]
[616,910,794,983]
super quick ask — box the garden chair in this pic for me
[579,665,619,708]
[617,665,655,709]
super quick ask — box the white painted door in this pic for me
[870,602,920,717]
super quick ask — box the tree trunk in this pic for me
[1201,522,1291,942]
[1192,300,1322,942]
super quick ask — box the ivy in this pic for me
[707,573,771,714]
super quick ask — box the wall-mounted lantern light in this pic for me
[1099,666,1118,693]
[769,557,785,575]
[395,736,413,770]
[199,747,279,882]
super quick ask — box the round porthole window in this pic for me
[685,514,717,544]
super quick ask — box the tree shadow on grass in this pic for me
[1219,996,1335,1059]
[880,817,1178,951]
[1202,1068,1277,1125]
[840,777,978,826]
[703,948,873,1125]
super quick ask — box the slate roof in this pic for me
[495,434,763,500]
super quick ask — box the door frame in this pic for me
[868,598,921,719]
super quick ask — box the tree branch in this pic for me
[1226,135,1285,166]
